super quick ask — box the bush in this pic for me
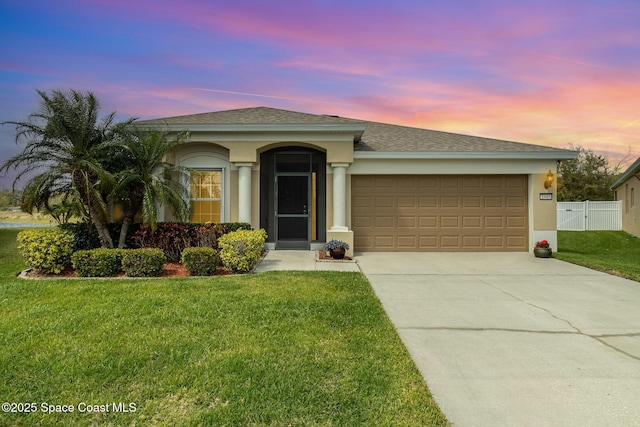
[17,228,74,274]
[132,223,195,262]
[121,249,166,277]
[71,248,123,277]
[60,222,142,251]
[218,229,267,273]
[132,222,248,262]
[193,223,230,249]
[181,247,219,276]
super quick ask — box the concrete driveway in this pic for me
[356,252,640,427]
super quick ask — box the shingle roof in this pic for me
[140,106,571,154]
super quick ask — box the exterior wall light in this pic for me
[544,170,554,189]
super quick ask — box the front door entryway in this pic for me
[276,174,310,248]
[260,148,326,249]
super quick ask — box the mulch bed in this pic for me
[22,263,230,279]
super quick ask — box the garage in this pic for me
[351,175,528,251]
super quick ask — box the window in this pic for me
[632,187,635,208]
[190,170,223,223]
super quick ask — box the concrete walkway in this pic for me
[254,250,360,272]
[254,250,640,426]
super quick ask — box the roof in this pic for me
[139,106,576,157]
[611,157,640,189]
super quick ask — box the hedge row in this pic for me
[18,226,266,277]
[61,221,251,262]
[70,248,166,277]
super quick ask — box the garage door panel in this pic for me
[419,236,438,247]
[374,235,394,248]
[353,196,373,208]
[441,196,460,208]
[398,216,416,227]
[375,216,394,227]
[506,196,526,208]
[463,216,482,228]
[462,235,482,248]
[352,175,528,251]
[463,196,481,208]
[397,196,417,208]
[375,196,394,208]
[419,216,438,228]
[352,215,373,228]
[484,236,505,248]
[441,235,461,248]
[419,197,437,207]
[506,235,526,247]
[397,235,417,248]
[441,217,460,228]
[484,196,504,208]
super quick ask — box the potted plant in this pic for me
[533,240,552,258]
[324,239,350,259]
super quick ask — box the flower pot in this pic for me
[534,248,552,258]
[329,248,346,259]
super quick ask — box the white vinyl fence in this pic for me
[557,201,622,231]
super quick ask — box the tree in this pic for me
[557,145,620,201]
[111,127,190,248]
[0,89,134,247]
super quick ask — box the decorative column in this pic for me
[236,163,253,224]
[331,163,349,231]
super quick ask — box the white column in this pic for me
[331,163,349,231]
[236,163,253,224]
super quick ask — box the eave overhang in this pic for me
[354,150,579,160]
[610,157,640,189]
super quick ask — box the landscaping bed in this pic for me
[0,229,449,426]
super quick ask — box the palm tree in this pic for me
[112,127,190,248]
[0,89,134,247]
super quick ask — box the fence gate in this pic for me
[557,201,622,231]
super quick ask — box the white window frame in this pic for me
[189,168,225,223]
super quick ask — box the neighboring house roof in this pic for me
[611,157,640,189]
[139,106,576,159]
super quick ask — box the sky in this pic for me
[1,0,639,189]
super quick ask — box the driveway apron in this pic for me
[356,252,640,427]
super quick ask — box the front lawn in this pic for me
[0,229,448,426]
[556,230,640,282]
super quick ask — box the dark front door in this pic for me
[260,148,326,249]
[276,174,310,248]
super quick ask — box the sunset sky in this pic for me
[1,0,639,188]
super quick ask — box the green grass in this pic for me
[0,210,54,224]
[556,230,640,282]
[0,229,448,426]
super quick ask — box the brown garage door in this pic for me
[351,175,528,251]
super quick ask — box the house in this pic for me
[611,157,640,237]
[140,107,577,256]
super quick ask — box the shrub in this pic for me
[60,222,142,251]
[218,229,267,273]
[132,222,247,261]
[193,223,230,249]
[121,249,166,277]
[71,248,123,277]
[17,228,74,274]
[181,247,219,276]
[132,223,195,262]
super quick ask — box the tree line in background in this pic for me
[556,145,631,202]
[0,89,190,248]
